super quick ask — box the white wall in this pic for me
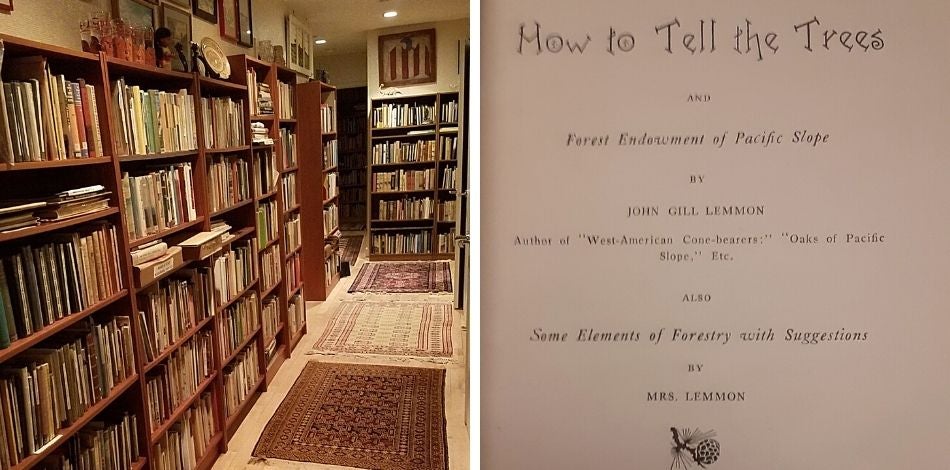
[366,18,469,99]
[315,51,367,88]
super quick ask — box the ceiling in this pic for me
[282,0,469,56]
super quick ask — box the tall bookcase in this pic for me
[337,87,367,230]
[367,92,460,260]
[0,34,313,470]
[298,82,340,301]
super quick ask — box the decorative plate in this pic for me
[200,37,231,79]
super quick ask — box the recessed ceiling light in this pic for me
[314,39,327,45]
[383,11,398,18]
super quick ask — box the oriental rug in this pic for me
[252,362,448,470]
[348,262,453,293]
[313,301,453,357]
[340,234,364,265]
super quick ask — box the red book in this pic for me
[69,82,89,157]
[77,79,97,158]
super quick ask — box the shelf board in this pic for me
[438,187,458,192]
[284,244,302,260]
[106,56,195,81]
[287,283,303,299]
[142,316,215,374]
[198,75,248,93]
[370,189,435,196]
[369,226,436,233]
[323,194,339,205]
[438,128,459,133]
[371,123,436,132]
[323,165,339,173]
[0,207,120,244]
[322,132,338,138]
[7,373,139,470]
[260,279,282,299]
[372,132,436,140]
[437,219,457,224]
[216,278,259,314]
[209,198,254,218]
[340,183,367,188]
[289,325,306,352]
[205,145,251,155]
[370,160,437,169]
[438,159,459,164]
[0,156,113,172]
[194,433,223,470]
[225,375,265,432]
[129,217,204,249]
[259,237,280,254]
[1,33,100,62]
[256,188,279,201]
[279,119,297,125]
[118,150,199,163]
[220,227,256,248]
[282,165,298,173]
[283,204,301,215]
[0,290,126,364]
[371,218,434,224]
[250,114,275,121]
[222,326,262,368]
[149,372,218,445]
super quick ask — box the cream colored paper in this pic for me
[482,1,950,468]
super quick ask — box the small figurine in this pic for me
[154,27,174,69]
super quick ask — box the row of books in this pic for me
[340,188,366,203]
[278,129,296,168]
[322,140,338,169]
[323,173,339,202]
[247,69,272,116]
[0,315,136,461]
[111,80,197,157]
[261,295,280,347]
[212,237,256,308]
[0,222,123,346]
[439,199,457,222]
[1,56,104,163]
[370,231,432,255]
[320,104,335,133]
[441,166,458,190]
[145,331,213,431]
[255,149,279,196]
[121,163,198,240]
[339,170,365,187]
[438,229,456,254]
[341,202,367,220]
[151,392,215,470]
[324,251,340,288]
[339,116,364,135]
[207,155,250,213]
[339,148,365,168]
[372,139,437,165]
[280,172,297,211]
[32,412,139,470]
[256,200,279,248]
[220,292,259,359]
[323,204,338,237]
[285,253,301,296]
[439,135,458,160]
[277,81,294,119]
[222,345,260,418]
[283,213,300,253]
[288,294,305,340]
[200,97,246,150]
[371,103,434,128]
[372,169,436,192]
[260,244,281,294]
[137,270,213,364]
[376,196,435,221]
[440,100,459,123]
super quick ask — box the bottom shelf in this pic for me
[225,376,266,438]
[195,432,224,470]
[265,344,288,385]
[289,325,306,352]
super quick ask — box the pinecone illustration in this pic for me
[694,438,720,465]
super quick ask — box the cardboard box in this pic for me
[134,246,183,288]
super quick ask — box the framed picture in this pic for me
[378,29,437,87]
[165,0,189,8]
[113,0,156,28]
[285,14,311,77]
[161,3,192,72]
[193,0,216,23]
[0,0,13,13]
[237,0,253,47]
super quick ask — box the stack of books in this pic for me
[250,122,271,145]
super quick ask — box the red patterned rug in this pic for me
[348,262,453,293]
[253,362,448,470]
[313,302,453,357]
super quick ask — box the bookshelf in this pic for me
[0,33,310,470]
[337,87,367,231]
[298,82,339,301]
[367,92,460,260]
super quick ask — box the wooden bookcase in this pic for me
[298,82,340,301]
[367,92,460,260]
[337,87,367,230]
[0,34,311,470]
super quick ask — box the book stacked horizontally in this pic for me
[0,184,111,232]
[251,122,272,145]
[0,50,105,164]
[257,82,273,115]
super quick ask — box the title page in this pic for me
[481,1,950,468]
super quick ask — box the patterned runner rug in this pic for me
[253,362,448,470]
[313,301,453,357]
[348,261,453,293]
[340,234,363,265]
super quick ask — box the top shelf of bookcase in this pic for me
[198,75,248,95]
[105,57,195,83]
[0,33,99,64]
